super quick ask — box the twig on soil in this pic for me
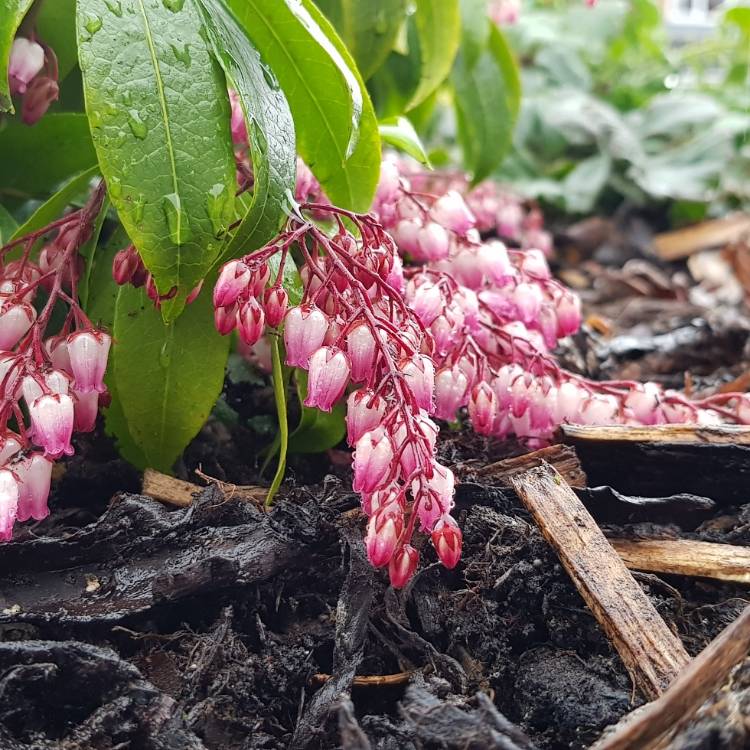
[610,538,750,584]
[510,463,690,700]
[142,468,266,508]
[312,671,416,687]
[594,605,750,750]
[652,212,750,261]
[562,424,750,445]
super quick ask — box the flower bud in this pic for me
[478,240,513,284]
[15,453,52,523]
[112,246,141,285]
[8,38,44,95]
[431,515,462,569]
[393,219,422,256]
[67,330,111,393]
[185,280,204,306]
[388,544,418,588]
[347,323,377,383]
[237,297,265,346]
[21,75,59,125]
[304,346,350,412]
[214,303,238,335]
[345,389,385,446]
[213,260,251,308]
[430,190,475,235]
[399,354,434,412]
[262,286,288,328]
[284,305,328,368]
[73,388,100,432]
[229,89,248,147]
[0,432,23,466]
[579,394,620,425]
[365,502,403,568]
[416,222,451,261]
[434,366,469,421]
[353,426,394,494]
[0,301,35,349]
[555,292,581,337]
[412,462,455,531]
[469,382,497,435]
[411,283,443,327]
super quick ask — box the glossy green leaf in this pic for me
[452,23,520,184]
[0,0,33,112]
[408,0,461,109]
[315,0,407,80]
[78,195,111,307]
[459,0,489,68]
[267,253,303,307]
[378,116,430,166]
[0,204,17,244]
[36,0,79,83]
[11,166,99,241]
[288,369,346,453]
[111,281,231,472]
[227,0,381,212]
[0,114,96,197]
[196,0,296,263]
[76,0,237,321]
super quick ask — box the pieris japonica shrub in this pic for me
[1,0,734,590]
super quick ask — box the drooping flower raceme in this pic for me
[0,181,111,540]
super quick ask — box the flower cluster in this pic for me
[212,205,462,588]
[8,36,59,125]
[0,182,111,540]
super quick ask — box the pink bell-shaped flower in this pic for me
[431,514,462,569]
[213,259,251,308]
[434,366,469,421]
[345,389,385,446]
[416,222,451,261]
[0,469,18,542]
[411,283,443,327]
[0,431,23,466]
[430,190,476,235]
[45,336,72,374]
[29,393,74,458]
[67,330,111,393]
[353,426,394,494]
[388,544,418,588]
[8,38,44,96]
[412,462,455,531]
[347,323,377,383]
[73,388,100,432]
[15,453,52,522]
[237,297,265,346]
[263,286,288,328]
[0,301,35,350]
[21,75,59,125]
[468,382,497,435]
[399,355,435,412]
[283,305,328,368]
[365,501,403,568]
[304,346,350,412]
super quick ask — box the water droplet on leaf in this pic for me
[127,109,147,139]
[133,194,145,223]
[170,43,191,66]
[162,193,192,245]
[206,184,228,237]
[159,340,172,368]
[162,0,185,11]
[104,0,123,17]
[108,176,122,199]
[85,16,103,34]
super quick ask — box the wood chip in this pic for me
[653,213,750,261]
[142,468,265,507]
[510,463,690,700]
[561,423,750,445]
[473,443,587,488]
[594,605,750,750]
[610,539,750,584]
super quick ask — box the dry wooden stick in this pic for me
[142,468,266,508]
[610,538,750,584]
[561,423,750,445]
[594,605,750,750]
[510,463,690,700]
[311,671,415,687]
[652,212,750,261]
[473,443,587,488]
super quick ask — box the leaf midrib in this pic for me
[136,0,182,287]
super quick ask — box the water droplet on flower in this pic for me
[127,109,147,139]
[104,0,123,17]
[162,0,185,11]
[84,16,103,34]
[170,43,191,66]
[206,184,228,237]
[162,193,192,245]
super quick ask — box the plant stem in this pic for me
[266,334,288,507]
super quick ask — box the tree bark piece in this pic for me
[594,605,750,750]
[561,424,750,506]
[142,468,265,507]
[473,443,587,488]
[510,463,690,700]
[610,538,750,584]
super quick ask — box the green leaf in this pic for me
[562,154,611,214]
[459,0,489,69]
[315,0,407,81]
[111,280,231,472]
[11,166,99,241]
[0,0,34,112]
[77,195,111,308]
[288,369,346,453]
[378,116,430,166]
[36,0,79,83]
[76,0,237,320]
[195,0,296,263]
[0,204,17,243]
[267,253,304,307]
[0,113,96,197]
[227,0,381,212]
[452,23,520,184]
[408,0,461,109]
